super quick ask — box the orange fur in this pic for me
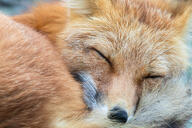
[12,0,192,127]
[0,13,99,128]
[14,2,67,43]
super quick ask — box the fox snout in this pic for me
[72,71,192,128]
[108,106,128,123]
[72,72,137,124]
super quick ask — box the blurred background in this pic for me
[0,0,191,127]
[0,0,54,15]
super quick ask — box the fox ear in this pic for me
[64,0,98,15]
[174,8,192,35]
[170,1,192,34]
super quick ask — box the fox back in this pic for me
[0,14,98,128]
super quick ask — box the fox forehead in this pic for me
[64,0,190,75]
[66,19,186,75]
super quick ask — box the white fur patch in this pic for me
[62,0,95,15]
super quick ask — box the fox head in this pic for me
[58,0,192,125]
[14,0,192,127]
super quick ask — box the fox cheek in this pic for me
[72,72,103,110]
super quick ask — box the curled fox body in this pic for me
[7,0,192,127]
[0,14,99,128]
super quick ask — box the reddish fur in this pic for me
[14,2,67,43]
[13,0,192,115]
[10,0,192,127]
[0,14,87,128]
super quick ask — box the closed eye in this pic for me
[144,75,164,79]
[90,48,113,67]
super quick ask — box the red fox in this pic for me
[10,0,192,127]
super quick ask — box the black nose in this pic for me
[108,106,128,123]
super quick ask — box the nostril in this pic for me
[108,106,128,123]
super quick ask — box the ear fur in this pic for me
[64,0,98,15]
[168,0,192,35]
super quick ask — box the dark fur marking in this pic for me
[72,72,102,110]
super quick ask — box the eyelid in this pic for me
[144,74,165,79]
[89,47,113,67]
